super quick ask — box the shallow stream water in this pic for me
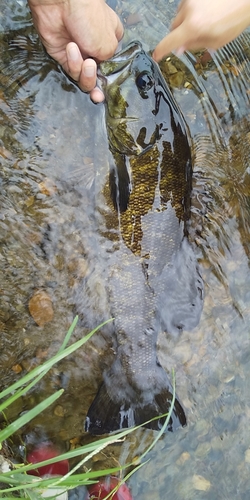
[0,0,250,498]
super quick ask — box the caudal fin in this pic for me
[85,382,186,435]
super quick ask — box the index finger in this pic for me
[152,26,187,61]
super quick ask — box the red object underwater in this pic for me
[87,476,133,500]
[27,443,69,477]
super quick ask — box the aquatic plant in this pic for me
[0,317,175,499]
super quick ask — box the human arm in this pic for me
[28,0,123,102]
[153,0,250,62]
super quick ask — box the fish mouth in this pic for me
[97,40,144,89]
[96,71,107,88]
[99,41,142,74]
[97,66,131,91]
[96,72,105,93]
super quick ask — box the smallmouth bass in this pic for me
[85,41,203,434]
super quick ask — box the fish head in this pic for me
[99,41,182,157]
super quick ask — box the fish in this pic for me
[85,41,203,434]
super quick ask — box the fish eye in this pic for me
[136,71,154,91]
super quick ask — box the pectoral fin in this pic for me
[109,152,131,213]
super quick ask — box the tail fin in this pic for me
[85,382,186,435]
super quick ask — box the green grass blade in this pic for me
[0,318,178,500]
[57,315,79,353]
[0,369,55,415]
[135,369,176,464]
[4,426,137,476]
[0,317,79,414]
[0,389,63,443]
[0,318,112,401]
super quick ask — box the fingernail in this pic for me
[84,65,95,78]
[68,43,79,62]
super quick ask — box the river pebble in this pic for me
[28,290,54,327]
[192,474,211,492]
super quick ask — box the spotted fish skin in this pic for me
[85,41,203,435]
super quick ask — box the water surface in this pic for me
[0,1,250,498]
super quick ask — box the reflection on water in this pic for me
[0,0,250,498]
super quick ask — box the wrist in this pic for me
[28,0,105,18]
[28,0,101,6]
[28,0,68,5]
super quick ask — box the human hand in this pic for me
[153,0,250,62]
[28,0,124,102]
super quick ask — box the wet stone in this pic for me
[126,12,142,25]
[38,177,57,196]
[54,405,65,417]
[207,447,224,464]
[244,448,250,463]
[174,342,192,364]
[11,364,22,374]
[28,290,54,327]
[0,4,250,499]
[192,474,211,492]
[176,451,190,465]
[195,441,211,458]
[195,418,210,437]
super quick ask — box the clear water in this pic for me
[0,0,250,498]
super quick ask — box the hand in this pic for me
[153,0,250,62]
[28,0,124,102]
